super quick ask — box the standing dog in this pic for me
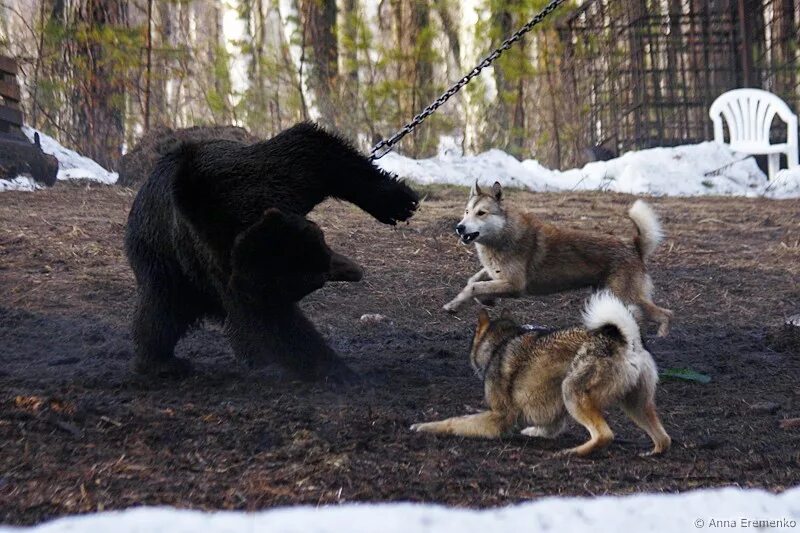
[443,181,673,336]
[412,292,672,457]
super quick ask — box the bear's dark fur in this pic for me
[124,122,418,381]
[117,125,260,188]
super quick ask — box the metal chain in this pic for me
[369,0,567,161]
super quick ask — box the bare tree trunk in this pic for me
[390,0,435,156]
[278,0,309,121]
[340,0,358,85]
[144,0,153,131]
[300,0,338,128]
[491,5,514,139]
[30,0,48,128]
[626,0,647,147]
[490,0,526,156]
[73,0,128,170]
[433,0,461,71]
[775,0,796,96]
[666,0,688,139]
[150,0,172,127]
[542,32,561,169]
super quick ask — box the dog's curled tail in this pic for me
[583,290,643,352]
[628,200,663,260]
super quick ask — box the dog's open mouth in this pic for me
[460,232,479,244]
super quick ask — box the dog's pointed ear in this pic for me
[492,181,503,201]
[500,308,513,321]
[470,180,482,198]
[478,308,490,328]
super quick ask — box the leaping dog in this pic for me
[443,181,673,337]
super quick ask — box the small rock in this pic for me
[749,401,781,415]
[778,418,800,430]
[359,313,388,325]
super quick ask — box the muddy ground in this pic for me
[1,182,798,525]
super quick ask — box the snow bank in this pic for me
[3,487,798,532]
[24,127,119,185]
[0,176,38,192]
[377,141,800,199]
[3,128,798,199]
[769,167,800,198]
[0,128,118,191]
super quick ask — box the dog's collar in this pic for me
[479,329,525,383]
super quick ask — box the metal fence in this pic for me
[559,0,799,154]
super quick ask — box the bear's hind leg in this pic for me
[132,283,199,378]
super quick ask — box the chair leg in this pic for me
[788,145,799,170]
[767,154,779,180]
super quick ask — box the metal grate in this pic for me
[559,0,800,154]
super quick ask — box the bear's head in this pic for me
[230,208,361,303]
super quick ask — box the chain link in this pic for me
[369,0,567,161]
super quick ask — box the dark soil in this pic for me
[1,182,798,525]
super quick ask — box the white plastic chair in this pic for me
[709,88,799,179]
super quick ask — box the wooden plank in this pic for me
[0,105,23,127]
[0,80,20,102]
[0,56,18,76]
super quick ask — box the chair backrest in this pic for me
[709,88,797,148]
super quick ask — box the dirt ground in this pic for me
[1,181,798,525]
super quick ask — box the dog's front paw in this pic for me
[442,300,462,314]
[410,422,428,432]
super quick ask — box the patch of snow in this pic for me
[378,142,800,199]
[2,487,798,532]
[437,135,464,159]
[0,175,39,192]
[24,127,118,185]
[767,167,800,199]
[0,128,118,191]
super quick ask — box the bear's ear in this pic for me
[492,181,502,201]
[261,208,291,230]
[470,179,482,198]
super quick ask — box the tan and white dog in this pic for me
[444,181,673,336]
[413,292,672,457]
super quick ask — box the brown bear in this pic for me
[124,122,418,382]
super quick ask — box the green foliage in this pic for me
[660,368,712,384]
[15,0,589,167]
[206,44,235,119]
